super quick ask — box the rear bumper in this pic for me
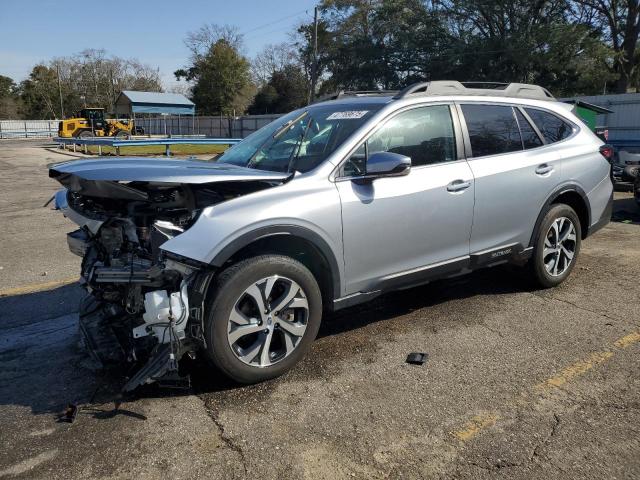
[587,190,613,238]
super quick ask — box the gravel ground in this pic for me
[0,139,638,479]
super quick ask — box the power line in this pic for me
[241,9,312,37]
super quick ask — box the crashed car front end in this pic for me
[49,158,290,390]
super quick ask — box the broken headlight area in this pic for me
[60,186,213,391]
[49,159,291,390]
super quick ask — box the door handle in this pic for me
[535,164,554,175]
[447,179,471,192]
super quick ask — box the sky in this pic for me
[0,0,317,89]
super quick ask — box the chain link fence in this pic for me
[135,114,282,138]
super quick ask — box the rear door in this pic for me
[336,104,475,294]
[458,102,563,255]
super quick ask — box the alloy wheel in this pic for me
[543,216,577,277]
[226,275,309,367]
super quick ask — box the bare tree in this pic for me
[184,24,245,61]
[572,0,640,92]
[252,43,298,85]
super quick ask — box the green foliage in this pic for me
[176,24,254,115]
[176,39,253,115]
[19,65,59,119]
[0,75,20,119]
[249,64,308,114]
[292,0,631,96]
[0,75,17,98]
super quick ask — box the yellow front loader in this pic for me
[58,108,141,139]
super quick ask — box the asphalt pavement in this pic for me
[0,140,638,479]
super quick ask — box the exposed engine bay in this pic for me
[49,159,290,390]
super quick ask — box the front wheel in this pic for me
[204,255,322,384]
[76,130,94,139]
[114,130,130,139]
[529,204,582,288]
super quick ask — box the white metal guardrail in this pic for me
[55,136,241,156]
[0,120,60,139]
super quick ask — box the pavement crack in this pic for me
[480,322,504,338]
[198,396,248,476]
[530,412,560,461]
[529,292,623,323]
[468,459,523,471]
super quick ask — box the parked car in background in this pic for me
[631,166,640,206]
[49,81,613,387]
[610,146,640,188]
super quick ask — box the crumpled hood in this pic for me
[48,157,291,184]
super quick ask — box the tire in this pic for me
[529,203,582,288]
[622,165,639,182]
[76,130,94,139]
[204,255,322,384]
[114,130,130,139]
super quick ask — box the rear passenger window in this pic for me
[515,109,543,149]
[461,104,522,157]
[524,108,573,143]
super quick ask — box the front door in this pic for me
[335,104,475,294]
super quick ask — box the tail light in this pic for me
[599,145,614,163]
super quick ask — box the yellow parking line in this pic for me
[0,277,78,297]
[452,413,499,441]
[614,331,640,349]
[453,330,640,442]
[538,351,614,390]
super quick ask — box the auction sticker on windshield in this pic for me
[327,111,369,120]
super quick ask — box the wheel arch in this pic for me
[210,226,342,309]
[529,184,591,248]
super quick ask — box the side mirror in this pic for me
[354,151,411,184]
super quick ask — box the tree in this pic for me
[17,50,162,119]
[249,64,308,113]
[176,39,253,115]
[290,0,616,97]
[296,0,452,92]
[250,85,279,114]
[0,75,20,119]
[19,65,59,119]
[184,24,245,59]
[252,43,298,85]
[571,0,640,92]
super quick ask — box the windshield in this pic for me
[217,103,382,173]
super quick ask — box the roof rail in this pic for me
[393,81,555,101]
[312,89,399,104]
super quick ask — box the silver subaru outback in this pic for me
[50,81,613,388]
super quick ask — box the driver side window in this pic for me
[341,105,457,177]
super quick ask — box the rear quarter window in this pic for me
[524,108,574,143]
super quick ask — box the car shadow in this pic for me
[611,195,640,224]
[0,265,536,416]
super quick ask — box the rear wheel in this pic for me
[529,204,581,288]
[204,255,322,384]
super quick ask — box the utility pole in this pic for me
[56,63,64,119]
[309,6,319,104]
[110,68,116,114]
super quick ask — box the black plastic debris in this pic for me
[60,403,78,423]
[157,371,191,390]
[406,352,428,365]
